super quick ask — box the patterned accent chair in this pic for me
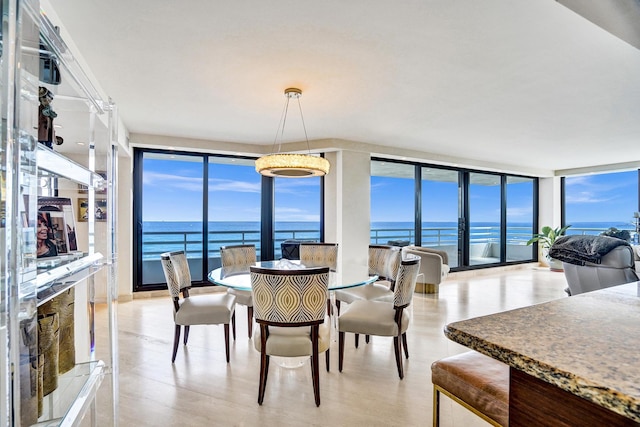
[334,245,401,317]
[160,251,236,363]
[298,242,338,269]
[220,244,257,338]
[338,256,420,379]
[299,242,338,314]
[250,266,331,406]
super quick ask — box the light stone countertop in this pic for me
[444,282,640,423]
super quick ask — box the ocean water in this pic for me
[141,221,635,260]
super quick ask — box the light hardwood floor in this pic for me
[95,266,568,426]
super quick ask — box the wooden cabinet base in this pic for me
[510,368,639,426]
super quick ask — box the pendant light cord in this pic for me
[295,96,312,154]
[270,89,311,155]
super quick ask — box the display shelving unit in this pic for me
[1,1,118,425]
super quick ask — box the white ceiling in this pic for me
[43,0,640,176]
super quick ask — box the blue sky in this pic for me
[142,157,320,222]
[565,171,638,224]
[142,154,638,226]
[371,176,534,223]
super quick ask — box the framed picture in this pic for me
[78,198,107,222]
[77,171,107,194]
[38,196,78,254]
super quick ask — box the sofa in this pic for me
[549,235,640,296]
[401,245,450,293]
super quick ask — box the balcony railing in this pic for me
[143,225,547,261]
[142,228,320,261]
[141,224,637,284]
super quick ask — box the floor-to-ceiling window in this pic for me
[207,157,262,270]
[371,158,538,270]
[136,151,205,287]
[370,160,416,245]
[273,177,322,258]
[133,148,323,291]
[506,176,535,261]
[468,173,502,266]
[563,170,640,243]
[421,167,460,267]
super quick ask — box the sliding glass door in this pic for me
[370,158,538,270]
[506,176,535,261]
[468,173,502,265]
[421,167,460,267]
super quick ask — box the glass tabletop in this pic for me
[208,259,378,291]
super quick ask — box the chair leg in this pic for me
[171,324,181,363]
[402,332,409,358]
[247,306,253,338]
[325,349,330,372]
[433,386,441,427]
[326,299,332,316]
[311,325,321,406]
[394,335,404,379]
[338,331,345,372]
[355,333,359,348]
[336,300,341,315]
[183,325,190,345]
[231,312,236,341]
[258,325,269,405]
[224,324,230,363]
[365,334,370,344]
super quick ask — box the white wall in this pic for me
[537,176,563,264]
[324,150,371,269]
[116,155,133,301]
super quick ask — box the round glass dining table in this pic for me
[208,259,378,368]
[207,259,378,291]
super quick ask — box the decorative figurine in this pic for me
[38,86,62,148]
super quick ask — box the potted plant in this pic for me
[527,225,571,271]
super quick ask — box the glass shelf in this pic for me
[36,360,106,427]
[36,145,106,190]
[36,253,104,306]
[2,2,118,425]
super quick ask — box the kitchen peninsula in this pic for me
[445,282,640,426]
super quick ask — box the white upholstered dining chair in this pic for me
[338,256,420,379]
[334,245,401,348]
[160,251,236,363]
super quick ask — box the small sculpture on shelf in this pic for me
[38,86,63,149]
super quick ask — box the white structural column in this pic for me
[537,176,563,264]
[324,150,371,270]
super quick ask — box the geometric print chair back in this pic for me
[221,244,257,273]
[299,243,338,270]
[393,257,420,308]
[250,266,330,325]
[160,251,192,298]
[368,245,393,277]
[384,249,402,282]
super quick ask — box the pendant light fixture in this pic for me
[255,88,330,178]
